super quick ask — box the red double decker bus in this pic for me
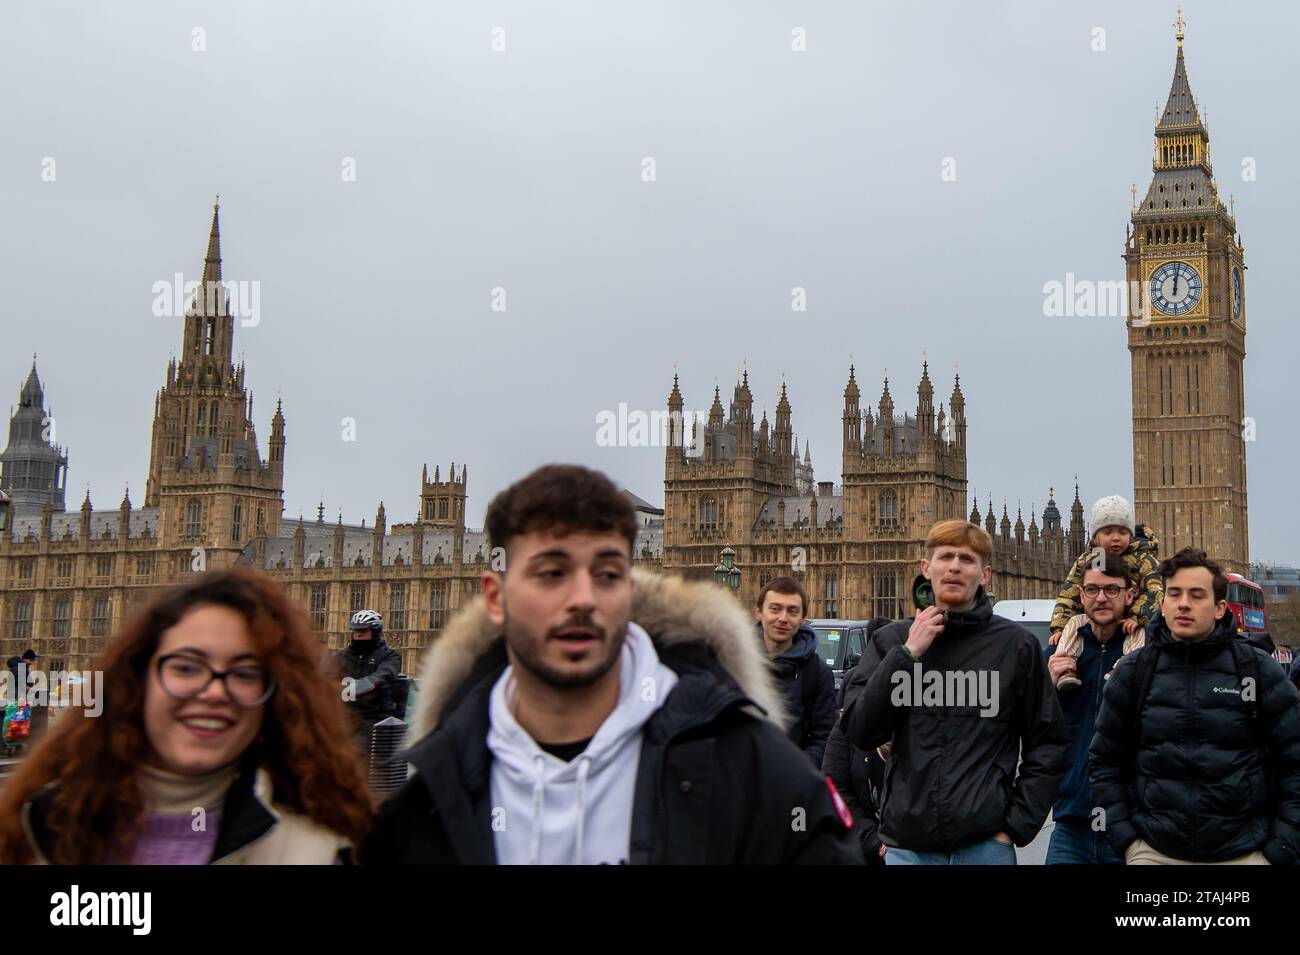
[1224,573,1267,633]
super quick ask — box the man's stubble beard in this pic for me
[503,600,629,690]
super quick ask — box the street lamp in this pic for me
[714,545,740,591]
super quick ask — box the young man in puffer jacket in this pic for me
[1089,548,1300,865]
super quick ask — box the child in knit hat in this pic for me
[1049,495,1163,690]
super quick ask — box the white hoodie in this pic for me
[487,622,678,865]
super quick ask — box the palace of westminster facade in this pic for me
[0,28,1252,675]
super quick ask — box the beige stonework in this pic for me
[659,366,1082,620]
[1125,36,1250,573]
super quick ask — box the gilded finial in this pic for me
[1174,5,1185,47]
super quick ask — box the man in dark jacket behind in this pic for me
[755,576,836,767]
[822,724,886,864]
[336,609,402,756]
[840,519,1067,864]
[1089,547,1300,865]
[365,464,860,865]
[1043,552,1134,865]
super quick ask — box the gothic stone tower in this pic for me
[1125,18,1249,572]
[0,360,69,517]
[419,461,468,563]
[662,371,798,574]
[840,363,968,618]
[144,201,286,569]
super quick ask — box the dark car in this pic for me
[806,618,890,693]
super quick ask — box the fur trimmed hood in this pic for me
[409,568,788,744]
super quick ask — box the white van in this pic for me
[991,599,1055,649]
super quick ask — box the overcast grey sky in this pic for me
[2,0,1296,562]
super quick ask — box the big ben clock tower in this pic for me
[1125,10,1249,573]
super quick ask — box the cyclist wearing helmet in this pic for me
[337,609,402,755]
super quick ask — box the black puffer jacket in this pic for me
[1089,612,1300,864]
[839,588,1067,850]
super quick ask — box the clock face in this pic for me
[1232,268,1243,319]
[1149,260,1202,316]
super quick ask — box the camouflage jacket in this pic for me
[1051,524,1163,633]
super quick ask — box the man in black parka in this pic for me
[840,519,1067,864]
[1090,547,1300,865]
[365,464,860,865]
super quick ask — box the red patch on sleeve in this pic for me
[824,776,854,829]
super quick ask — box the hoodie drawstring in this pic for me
[574,755,592,864]
[529,755,546,865]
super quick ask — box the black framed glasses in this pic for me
[1081,584,1126,598]
[156,654,275,707]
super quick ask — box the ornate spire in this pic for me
[1157,18,1201,131]
[1043,485,1063,538]
[1069,476,1087,544]
[668,370,683,410]
[708,385,724,427]
[20,357,42,406]
[203,196,223,287]
[776,381,791,414]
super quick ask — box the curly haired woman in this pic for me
[0,567,372,864]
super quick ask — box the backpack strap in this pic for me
[1130,643,1161,743]
[1229,638,1262,725]
[799,651,820,737]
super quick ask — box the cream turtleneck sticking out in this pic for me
[137,761,241,814]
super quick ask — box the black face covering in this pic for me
[350,635,377,654]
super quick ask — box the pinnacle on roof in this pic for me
[20,357,42,405]
[203,196,223,287]
[1158,8,1203,131]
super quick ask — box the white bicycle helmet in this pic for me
[349,609,383,632]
